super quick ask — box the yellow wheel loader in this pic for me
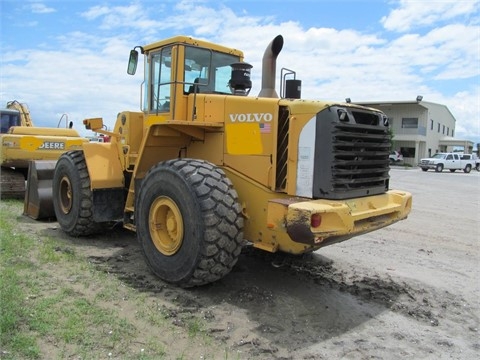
[29,35,412,287]
[0,100,87,206]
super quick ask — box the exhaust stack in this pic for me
[258,35,284,98]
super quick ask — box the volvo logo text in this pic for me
[229,113,273,122]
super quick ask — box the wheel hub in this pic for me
[59,175,73,214]
[149,196,184,256]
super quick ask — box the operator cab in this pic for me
[127,36,248,120]
[0,109,21,133]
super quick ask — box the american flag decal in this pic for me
[259,123,271,134]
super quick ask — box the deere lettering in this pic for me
[229,113,273,122]
[39,142,65,150]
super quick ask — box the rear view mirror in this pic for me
[127,49,138,75]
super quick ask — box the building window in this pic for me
[438,123,441,132]
[447,127,449,136]
[430,119,434,130]
[443,125,445,134]
[452,129,454,137]
[400,147,416,157]
[402,117,418,128]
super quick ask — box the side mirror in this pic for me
[127,49,138,75]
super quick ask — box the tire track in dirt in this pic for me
[74,231,477,359]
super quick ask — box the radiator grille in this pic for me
[314,106,391,199]
[332,122,390,190]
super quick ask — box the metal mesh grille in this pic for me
[314,106,391,199]
[331,122,390,191]
[275,107,290,191]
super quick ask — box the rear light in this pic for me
[310,213,322,228]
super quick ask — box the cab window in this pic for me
[149,46,172,113]
[183,46,240,94]
[0,112,20,133]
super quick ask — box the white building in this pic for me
[355,98,474,165]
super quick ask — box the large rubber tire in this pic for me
[464,164,472,173]
[136,159,244,287]
[52,151,105,237]
[435,164,444,172]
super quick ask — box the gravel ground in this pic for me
[15,167,480,359]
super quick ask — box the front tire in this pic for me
[435,164,444,172]
[136,159,244,287]
[53,151,105,236]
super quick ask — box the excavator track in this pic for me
[0,167,26,199]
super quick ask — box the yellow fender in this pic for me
[82,142,124,189]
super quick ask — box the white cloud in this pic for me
[80,3,162,32]
[381,0,480,32]
[1,34,139,132]
[446,88,480,142]
[80,5,111,20]
[29,2,56,14]
[1,0,478,143]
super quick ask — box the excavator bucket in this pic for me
[24,160,56,220]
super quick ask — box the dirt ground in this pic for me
[16,168,480,359]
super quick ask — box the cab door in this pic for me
[146,46,173,116]
[444,153,458,169]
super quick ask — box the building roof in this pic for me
[354,99,457,123]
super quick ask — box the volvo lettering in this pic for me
[229,113,273,122]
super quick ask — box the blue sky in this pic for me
[1,0,479,144]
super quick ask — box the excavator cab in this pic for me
[0,109,21,133]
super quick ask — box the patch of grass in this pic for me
[0,201,41,359]
[27,283,138,356]
[38,237,76,264]
[1,200,228,359]
[186,317,205,338]
[0,201,137,358]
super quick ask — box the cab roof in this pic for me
[142,35,244,58]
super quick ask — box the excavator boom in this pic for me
[6,100,34,127]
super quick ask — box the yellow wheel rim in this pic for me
[59,175,73,214]
[149,196,184,256]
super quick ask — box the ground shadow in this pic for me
[19,215,429,358]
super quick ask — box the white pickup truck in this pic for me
[459,153,480,171]
[419,152,476,173]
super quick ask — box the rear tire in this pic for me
[53,151,105,236]
[464,164,472,173]
[435,164,444,172]
[136,159,244,287]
